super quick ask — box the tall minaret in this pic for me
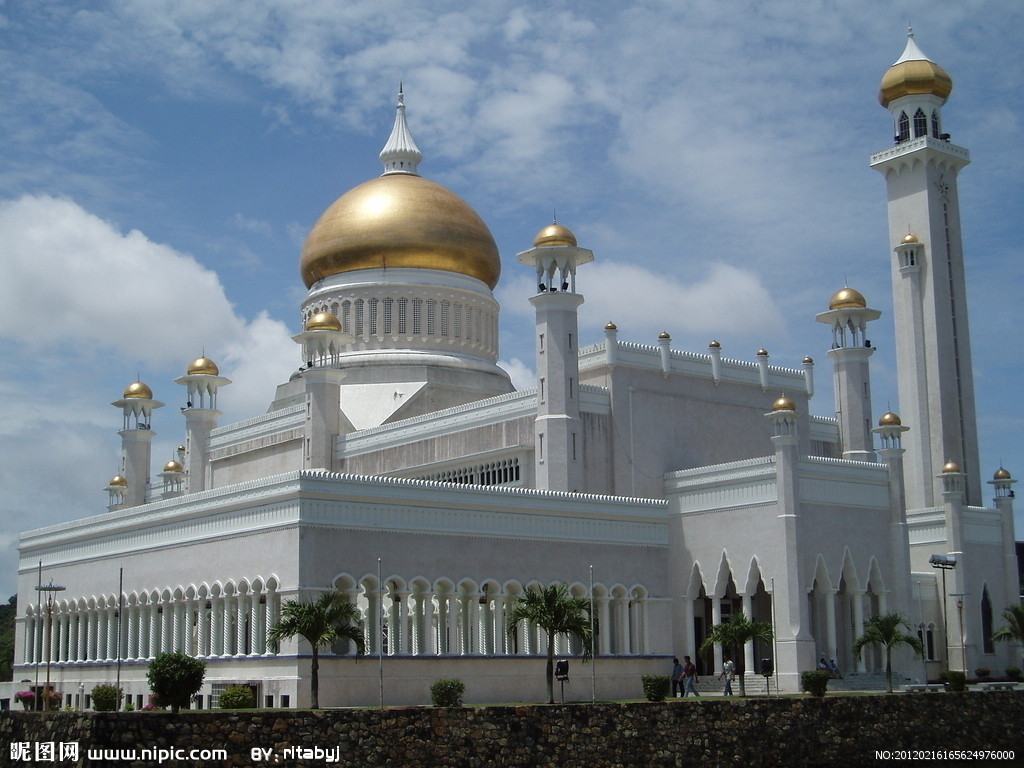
[111,380,163,507]
[815,287,880,461]
[174,356,230,493]
[517,222,594,492]
[870,29,980,507]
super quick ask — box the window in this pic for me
[354,300,364,336]
[383,298,393,335]
[440,302,449,337]
[981,588,994,654]
[897,112,909,141]
[412,299,422,335]
[931,109,940,138]
[452,304,461,338]
[341,301,351,333]
[397,298,407,334]
[913,108,927,138]
[426,300,436,335]
[368,298,379,336]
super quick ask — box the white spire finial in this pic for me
[379,85,422,176]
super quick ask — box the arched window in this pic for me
[913,108,927,138]
[931,110,940,138]
[354,299,364,337]
[981,587,994,654]
[897,112,910,141]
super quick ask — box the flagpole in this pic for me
[378,558,384,710]
[590,565,596,703]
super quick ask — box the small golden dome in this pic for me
[757,349,769,356]
[802,356,813,364]
[708,340,721,348]
[772,396,796,412]
[879,58,952,108]
[300,174,500,289]
[878,411,902,426]
[108,475,128,487]
[187,357,219,376]
[993,467,1012,480]
[163,460,184,473]
[305,311,343,332]
[829,287,867,310]
[658,331,671,339]
[901,233,919,244]
[604,321,617,330]
[533,223,577,248]
[177,445,186,452]
[942,460,962,474]
[123,381,153,399]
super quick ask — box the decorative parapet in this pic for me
[208,403,305,450]
[869,135,969,166]
[579,340,807,392]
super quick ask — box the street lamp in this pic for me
[929,555,957,670]
[951,592,968,674]
[34,579,67,712]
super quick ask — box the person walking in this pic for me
[682,655,700,697]
[720,655,735,696]
[671,657,684,698]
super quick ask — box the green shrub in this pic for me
[1005,667,1022,681]
[91,685,122,712]
[944,670,967,692]
[146,651,206,714]
[219,685,256,709]
[974,666,991,678]
[430,679,465,707]
[641,674,671,702]
[801,670,830,697]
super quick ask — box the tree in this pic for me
[852,613,924,693]
[698,612,773,697]
[146,651,206,713]
[506,583,593,704]
[992,604,1024,649]
[267,590,364,709]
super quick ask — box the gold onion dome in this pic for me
[163,460,184,473]
[708,340,721,348]
[901,233,919,244]
[879,33,952,108]
[305,311,343,332]
[757,349,769,356]
[187,357,219,376]
[802,356,814,364]
[658,331,671,339]
[108,475,128,487]
[533,223,577,248]
[942,461,962,474]
[878,411,902,426]
[829,287,867,310]
[604,321,617,330]
[300,174,500,290]
[993,467,1012,480]
[123,381,153,399]
[772,396,797,412]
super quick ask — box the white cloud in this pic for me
[498,356,536,392]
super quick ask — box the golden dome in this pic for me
[658,331,671,339]
[163,460,184,473]
[829,288,867,310]
[901,233,919,244]
[300,174,500,289]
[878,411,902,426]
[123,381,153,399]
[305,311,343,332]
[941,460,962,474]
[604,321,617,330]
[879,58,952,108]
[993,467,1012,481]
[802,356,814,364]
[108,475,128,487]
[772,396,796,412]
[533,223,577,248]
[708,340,721,348]
[757,349,768,356]
[187,357,219,376]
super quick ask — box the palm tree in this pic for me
[992,604,1024,650]
[698,612,773,697]
[853,613,924,693]
[506,583,593,704]
[267,590,365,709]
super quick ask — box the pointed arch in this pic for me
[685,561,707,600]
[712,551,735,598]
[980,585,994,654]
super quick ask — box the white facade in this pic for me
[10,36,1019,709]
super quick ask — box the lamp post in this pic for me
[929,554,956,669]
[35,579,67,712]
[951,592,968,674]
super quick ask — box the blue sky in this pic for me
[0,1,1021,596]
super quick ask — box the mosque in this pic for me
[10,32,1019,708]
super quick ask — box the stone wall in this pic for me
[1,692,1021,768]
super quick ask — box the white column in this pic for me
[398,592,411,656]
[422,593,436,656]
[491,596,506,655]
[262,594,275,655]
[161,601,173,655]
[597,596,611,656]
[195,601,207,657]
[106,607,118,661]
[87,612,97,662]
[445,595,459,655]
[24,616,35,664]
[212,597,224,656]
[148,604,160,657]
[852,591,866,673]
[710,600,723,672]
[249,593,260,657]
[616,598,630,654]
[235,595,247,656]
[76,612,86,662]
[824,589,838,663]
[741,594,755,675]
